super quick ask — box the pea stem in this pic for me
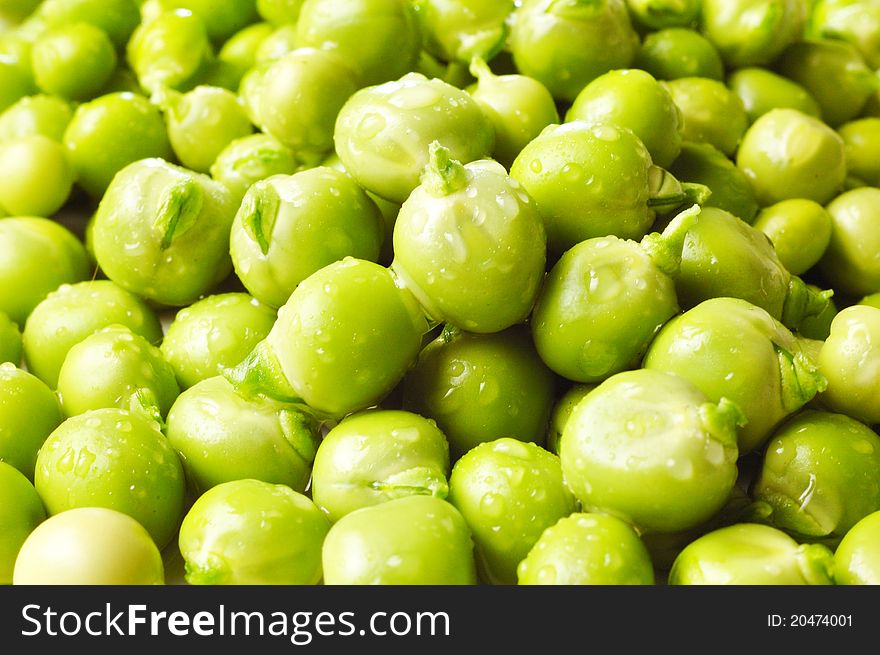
[420,141,470,197]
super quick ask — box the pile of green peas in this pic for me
[3,0,880,587]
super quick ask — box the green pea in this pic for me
[253,23,297,62]
[448,438,575,584]
[0,216,90,326]
[0,364,62,480]
[645,297,827,453]
[256,0,304,24]
[217,21,273,84]
[625,0,699,30]
[0,462,45,584]
[665,77,747,156]
[228,258,429,418]
[13,507,164,585]
[0,30,35,73]
[35,0,141,51]
[167,376,319,494]
[860,292,880,310]
[838,117,880,188]
[518,513,654,585]
[567,69,683,168]
[753,199,832,276]
[819,187,880,297]
[31,22,117,101]
[668,523,834,585]
[160,293,276,390]
[467,57,559,169]
[295,0,420,87]
[322,495,476,584]
[392,147,545,333]
[808,0,880,69]
[727,67,822,124]
[56,325,179,418]
[248,49,357,159]
[634,27,725,81]
[531,208,694,384]
[35,407,185,548]
[0,94,72,143]
[509,0,639,102]
[0,0,41,23]
[834,511,880,585]
[668,142,759,223]
[210,133,300,205]
[413,0,513,64]
[753,410,880,543]
[126,9,213,95]
[562,369,740,534]
[776,39,879,128]
[63,92,174,198]
[699,0,807,68]
[545,384,595,456]
[819,305,880,424]
[231,168,384,309]
[151,0,259,43]
[311,409,450,523]
[157,85,253,174]
[333,72,494,204]
[402,326,555,458]
[0,313,21,365]
[92,158,237,307]
[179,478,328,585]
[736,108,846,206]
[0,135,73,217]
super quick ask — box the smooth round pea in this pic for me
[634,27,724,81]
[34,408,186,548]
[518,513,654,585]
[0,312,21,365]
[448,438,575,585]
[126,9,213,95]
[295,0,420,87]
[160,293,276,390]
[834,511,880,585]
[166,376,319,494]
[63,92,174,198]
[665,77,748,156]
[217,21,273,83]
[322,495,476,584]
[414,0,512,64]
[645,297,826,453]
[13,507,163,585]
[545,384,595,456]
[0,94,72,143]
[152,0,259,43]
[56,325,180,418]
[209,133,300,205]
[668,142,759,223]
[753,199,833,276]
[819,187,880,297]
[728,67,821,124]
[467,57,558,168]
[229,258,428,418]
[0,462,45,584]
[179,479,328,585]
[699,0,807,68]
[403,326,556,459]
[31,22,116,100]
[22,280,163,390]
[334,72,494,204]
[736,108,846,206]
[819,306,880,424]
[668,523,834,585]
[159,85,253,174]
[753,410,880,542]
[0,216,90,326]
[777,39,879,128]
[838,117,880,188]
[256,0,303,24]
[231,168,383,308]
[311,409,450,523]
[253,22,298,62]
[509,0,639,102]
[0,135,72,217]
[0,58,35,114]
[809,0,880,69]
[92,158,237,307]
[35,0,140,51]
[561,369,740,534]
